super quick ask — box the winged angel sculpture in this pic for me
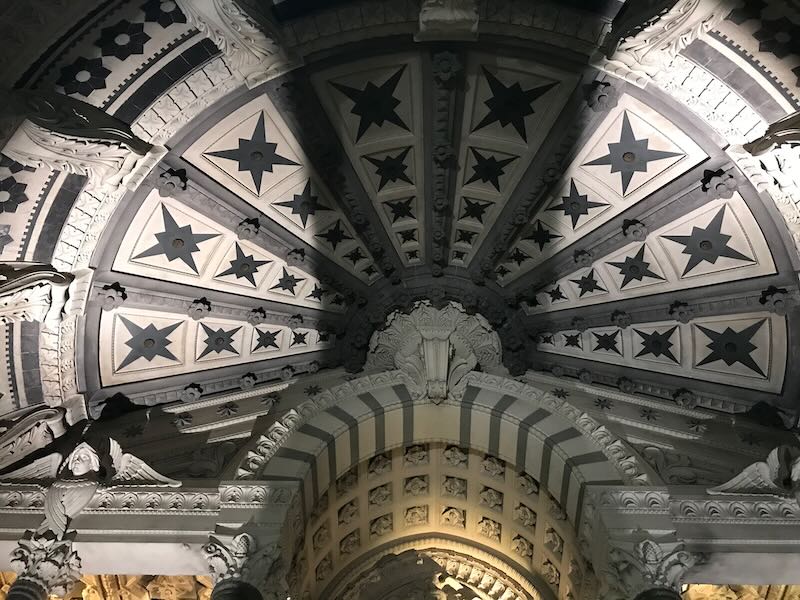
[1,437,180,538]
[707,445,800,502]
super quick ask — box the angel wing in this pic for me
[42,478,98,539]
[0,452,62,486]
[107,439,181,488]
[708,446,797,497]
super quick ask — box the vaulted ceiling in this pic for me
[0,0,798,429]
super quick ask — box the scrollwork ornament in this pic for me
[202,533,280,595]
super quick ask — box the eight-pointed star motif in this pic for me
[695,320,766,377]
[547,179,608,228]
[525,220,562,251]
[460,198,492,223]
[331,66,409,141]
[205,112,299,194]
[133,205,219,273]
[216,243,270,286]
[473,67,557,142]
[564,333,582,348]
[583,112,682,194]
[606,245,664,288]
[275,180,331,228]
[634,326,679,363]
[118,316,181,369]
[465,148,517,191]
[198,324,241,359]
[593,331,621,354]
[365,147,413,191]
[386,198,415,222]
[253,328,280,351]
[661,206,753,276]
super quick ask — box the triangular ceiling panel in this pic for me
[182,96,379,283]
[99,307,333,386]
[498,93,708,284]
[536,311,786,393]
[312,55,426,266]
[113,191,346,312]
[525,195,776,314]
[449,55,580,267]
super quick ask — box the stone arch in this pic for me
[233,371,654,527]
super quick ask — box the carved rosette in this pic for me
[9,533,81,597]
[202,533,282,599]
[601,535,704,599]
[364,301,502,403]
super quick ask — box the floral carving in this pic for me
[481,455,505,479]
[404,444,429,466]
[369,484,392,507]
[369,514,393,537]
[441,507,465,528]
[338,500,358,526]
[10,533,82,596]
[404,475,429,496]
[442,476,467,498]
[512,535,533,559]
[443,445,468,468]
[405,505,429,526]
[368,453,392,476]
[514,503,537,529]
[479,487,503,511]
[339,530,360,555]
[477,517,501,541]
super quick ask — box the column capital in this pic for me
[202,533,284,600]
[9,532,81,597]
[600,533,703,599]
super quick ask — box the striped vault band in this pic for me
[259,381,623,523]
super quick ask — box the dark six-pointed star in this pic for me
[547,285,566,302]
[607,245,664,288]
[465,148,517,191]
[253,329,280,351]
[593,331,621,354]
[275,180,331,228]
[508,248,530,266]
[198,324,241,359]
[307,284,326,301]
[547,179,608,228]
[206,113,299,193]
[271,267,304,294]
[583,112,682,194]
[316,220,352,250]
[662,206,753,275]
[331,66,409,141]
[570,269,606,297]
[564,333,582,348]
[525,220,562,251]
[366,147,413,190]
[118,316,181,369]
[473,67,557,141]
[133,205,219,273]
[291,331,308,346]
[696,320,766,376]
[635,326,678,363]
[216,243,269,286]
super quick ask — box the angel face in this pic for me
[67,443,100,476]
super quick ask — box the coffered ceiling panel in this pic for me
[182,96,380,283]
[449,55,580,267]
[536,311,787,393]
[525,195,776,313]
[311,54,426,266]
[498,94,709,284]
[99,306,332,386]
[112,191,347,312]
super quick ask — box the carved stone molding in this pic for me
[10,532,81,597]
[363,301,502,403]
[415,0,479,41]
[202,533,281,598]
[744,110,800,156]
[707,445,800,504]
[597,0,739,87]
[174,0,297,89]
[0,264,73,327]
[601,534,704,599]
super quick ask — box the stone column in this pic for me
[202,533,282,600]
[7,533,81,600]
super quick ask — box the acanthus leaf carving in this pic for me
[174,0,298,88]
[202,532,281,597]
[10,531,82,596]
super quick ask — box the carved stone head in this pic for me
[65,442,100,476]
